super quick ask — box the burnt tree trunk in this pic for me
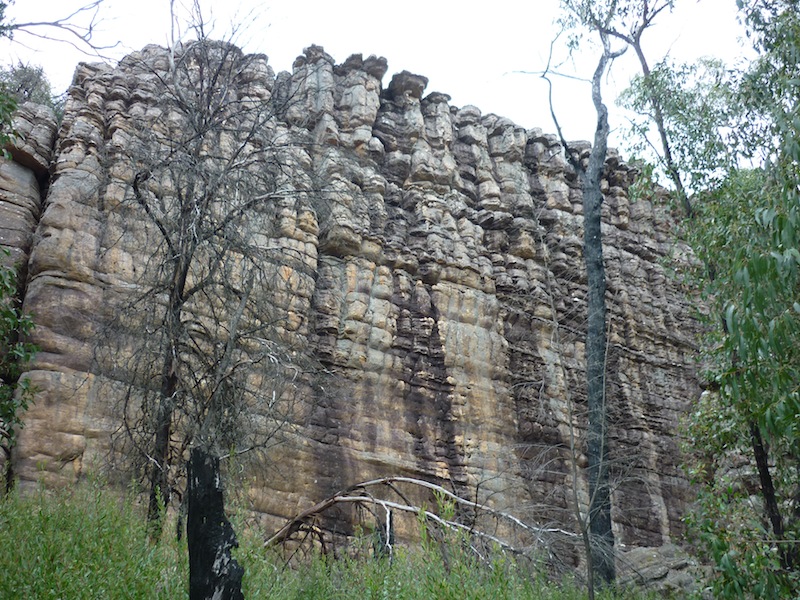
[548,31,618,594]
[583,32,617,590]
[187,447,244,600]
[2,445,11,495]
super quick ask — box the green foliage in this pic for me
[0,254,36,462]
[0,4,17,149]
[0,2,11,38]
[616,2,800,596]
[0,481,188,598]
[684,170,800,597]
[0,81,16,158]
[684,381,800,598]
[0,62,61,111]
[0,482,653,599]
[618,58,735,194]
[412,491,522,600]
[557,0,675,51]
[664,3,800,596]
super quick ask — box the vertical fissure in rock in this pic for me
[393,273,466,487]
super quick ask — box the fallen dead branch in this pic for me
[264,475,578,564]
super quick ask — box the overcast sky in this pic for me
[3,0,749,149]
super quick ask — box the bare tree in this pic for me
[93,12,318,538]
[541,1,677,593]
[543,41,621,598]
[1,0,117,54]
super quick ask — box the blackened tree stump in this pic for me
[187,448,244,600]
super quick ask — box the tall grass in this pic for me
[0,482,650,599]
[0,482,187,598]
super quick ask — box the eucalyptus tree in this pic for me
[610,0,800,594]
[581,0,698,216]
[664,2,800,595]
[618,57,735,199]
[685,168,800,598]
[546,0,675,593]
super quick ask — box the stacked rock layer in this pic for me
[3,44,700,555]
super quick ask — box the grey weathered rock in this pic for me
[619,543,711,597]
[0,102,57,269]
[7,102,57,175]
[2,44,701,568]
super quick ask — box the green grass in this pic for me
[0,482,650,599]
[0,482,187,599]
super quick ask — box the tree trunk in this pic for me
[548,32,617,592]
[630,41,692,218]
[2,444,11,495]
[187,447,244,600]
[147,360,177,534]
[147,252,191,536]
[583,34,616,588]
[749,420,795,570]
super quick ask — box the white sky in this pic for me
[2,0,750,149]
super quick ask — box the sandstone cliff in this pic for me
[2,44,700,562]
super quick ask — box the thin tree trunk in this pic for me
[2,445,11,495]
[583,34,616,588]
[147,353,178,533]
[545,30,617,591]
[630,41,692,218]
[749,420,794,569]
[147,253,191,536]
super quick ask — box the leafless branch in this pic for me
[9,1,119,55]
[265,475,579,555]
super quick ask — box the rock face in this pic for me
[0,103,57,270]
[4,44,700,562]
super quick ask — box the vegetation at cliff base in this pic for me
[0,256,37,493]
[618,1,800,596]
[0,483,187,598]
[0,482,655,600]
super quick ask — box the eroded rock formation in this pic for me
[0,103,56,270]
[2,44,700,562]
